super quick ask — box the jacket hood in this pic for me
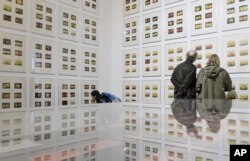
[204,66,223,78]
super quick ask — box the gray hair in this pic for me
[207,54,220,67]
[186,50,198,62]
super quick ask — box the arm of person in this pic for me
[171,69,181,88]
[196,69,203,93]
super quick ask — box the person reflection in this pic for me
[196,54,234,133]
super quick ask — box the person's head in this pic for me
[207,54,220,67]
[186,125,198,137]
[186,50,198,62]
[207,121,221,133]
[91,90,101,100]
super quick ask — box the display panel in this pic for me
[142,11,161,43]
[0,32,26,72]
[30,78,55,109]
[58,43,79,76]
[222,0,250,31]
[31,0,56,37]
[142,107,162,139]
[165,145,187,161]
[60,0,80,8]
[82,80,98,105]
[142,141,162,161]
[191,0,217,36]
[191,150,218,161]
[142,0,162,11]
[59,7,79,42]
[123,48,140,77]
[0,77,26,111]
[123,81,139,103]
[81,106,98,138]
[57,143,79,161]
[164,109,188,143]
[0,0,27,31]
[82,0,99,14]
[31,38,55,74]
[80,139,98,161]
[223,33,250,73]
[123,106,139,136]
[29,147,57,161]
[58,79,79,107]
[165,79,174,105]
[165,5,187,40]
[124,16,139,46]
[142,46,161,76]
[192,38,218,72]
[164,42,187,76]
[142,80,161,104]
[82,14,99,46]
[165,0,183,5]
[123,0,140,16]
[123,138,140,161]
[82,47,99,77]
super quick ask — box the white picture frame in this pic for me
[142,45,161,77]
[80,139,98,161]
[142,11,162,44]
[165,5,187,40]
[59,0,81,8]
[142,141,162,161]
[82,14,99,46]
[0,32,26,73]
[31,0,57,37]
[82,47,99,77]
[123,106,140,136]
[29,147,57,161]
[81,80,98,105]
[82,0,99,14]
[142,0,162,11]
[165,0,183,5]
[191,0,217,36]
[123,0,140,16]
[164,42,187,76]
[123,81,139,103]
[123,16,140,47]
[164,79,174,105]
[123,48,140,77]
[123,138,140,161]
[191,150,218,161]
[165,145,188,161]
[57,143,79,161]
[142,80,161,104]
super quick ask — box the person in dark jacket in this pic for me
[91,90,111,103]
[171,50,198,99]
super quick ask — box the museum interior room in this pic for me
[0,0,250,161]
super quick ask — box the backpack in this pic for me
[102,92,121,102]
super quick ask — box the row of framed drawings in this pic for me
[122,78,250,108]
[124,1,250,45]
[123,107,250,151]
[0,32,99,76]
[0,77,99,111]
[0,0,99,44]
[123,33,250,77]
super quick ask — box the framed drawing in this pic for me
[123,48,140,77]
[165,145,187,161]
[142,11,162,44]
[59,0,80,8]
[222,33,250,73]
[0,112,25,153]
[231,77,250,108]
[58,79,79,107]
[57,143,79,161]
[123,106,139,136]
[223,113,250,150]
[164,42,187,76]
[80,106,98,138]
[31,37,56,74]
[31,0,57,37]
[164,108,188,143]
[142,80,161,104]
[191,0,217,36]
[0,32,26,72]
[165,79,174,105]
[123,81,139,103]
[30,110,55,145]
[191,38,217,72]
[191,150,218,161]
[80,139,98,161]
[191,116,218,149]
[123,138,140,161]
[165,0,183,5]
[58,43,79,76]
[58,108,78,143]
[165,5,187,40]
[82,0,99,14]
[59,7,79,42]
[30,147,56,161]
[82,14,99,46]
[142,45,161,77]
[142,141,161,161]
[142,0,162,11]
[142,107,162,139]
[82,47,99,77]
[30,78,55,109]
[123,0,140,16]
[0,0,27,31]
[222,0,250,31]
[82,80,98,105]
[0,77,26,112]
[124,16,139,47]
